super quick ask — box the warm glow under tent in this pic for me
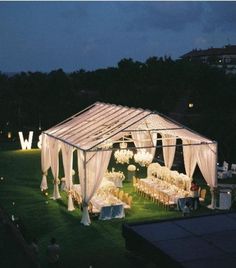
[40,102,217,226]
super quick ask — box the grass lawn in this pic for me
[0,148,214,268]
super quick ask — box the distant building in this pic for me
[181,45,236,74]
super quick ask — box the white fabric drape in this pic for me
[48,137,61,200]
[61,143,75,211]
[40,133,51,191]
[132,130,157,161]
[182,139,198,178]
[77,149,112,226]
[196,143,217,188]
[162,134,176,169]
[196,143,217,209]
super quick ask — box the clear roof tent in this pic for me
[41,102,217,225]
[44,102,215,151]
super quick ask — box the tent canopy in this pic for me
[41,102,217,225]
[45,102,214,151]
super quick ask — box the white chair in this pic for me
[217,161,230,179]
[217,161,229,172]
[231,164,236,175]
[223,161,229,171]
[218,171,228,179]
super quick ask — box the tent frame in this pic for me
[41,102,218,221]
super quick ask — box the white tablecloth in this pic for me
[91,195,125,220]
[140,178,190,203]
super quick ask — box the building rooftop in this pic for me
[181,45,236,58]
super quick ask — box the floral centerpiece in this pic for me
[105,170,125,187]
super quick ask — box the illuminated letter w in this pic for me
[18,131,34,150]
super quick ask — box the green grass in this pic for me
[0,149,213,268]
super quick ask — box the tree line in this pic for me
[0,56,236,161]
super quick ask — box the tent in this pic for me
[40,102,217,226]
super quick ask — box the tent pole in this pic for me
[80,150,91,226]
[84,151,87,204]
[208,141,218,209]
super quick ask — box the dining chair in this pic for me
[199,189,207,203]
[231,164,236,175]
[118,190,124,200]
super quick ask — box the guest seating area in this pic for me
[217,161,236,179]
[133,163,193,210]
[71,182,133,220]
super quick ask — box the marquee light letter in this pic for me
[37,134,42,149]
[18,131,34,150]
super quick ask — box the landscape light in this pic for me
[188,103,194,108]
[7,132,12,139]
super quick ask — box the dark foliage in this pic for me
[0,57,236,161]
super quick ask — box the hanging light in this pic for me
[114,149,133,164]
[120,142,127,149]
[134,149,153,167]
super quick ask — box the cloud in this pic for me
[121,2,205,32]
[202,2,236,33]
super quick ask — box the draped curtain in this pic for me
[196,143,217,188]
[40,133,51,191]
[48,137,61,200]
[196,143,217,209]
[131,130,157,161]
[61,143,75,211]
[182,139,198,178]
[162,134,176,169]
[77,149,112,226]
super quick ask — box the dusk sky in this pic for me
[1,1,236,73]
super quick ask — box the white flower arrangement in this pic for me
[105,170,125,181]
[134,149,153,167]
[147,164,191,191]
[114,149,133,164]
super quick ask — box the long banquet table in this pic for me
[140,178,191,204]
